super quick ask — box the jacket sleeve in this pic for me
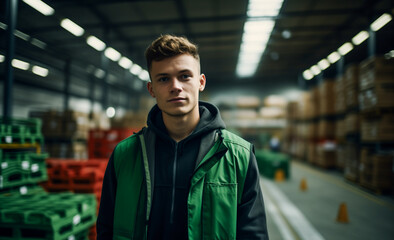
[237,146,269,239]
[97,152,117,239]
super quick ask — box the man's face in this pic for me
[147,54,206,118]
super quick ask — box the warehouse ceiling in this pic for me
[0,0,393,112]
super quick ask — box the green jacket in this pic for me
[112,129,252,240]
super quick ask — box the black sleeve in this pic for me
[237,146,269,239]
[97,152,117,239]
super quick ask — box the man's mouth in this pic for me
[168,97,186,102]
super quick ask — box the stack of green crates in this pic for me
[255,150,290,179]
[0,192,96,240]
[0,117,97,240]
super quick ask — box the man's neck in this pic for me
[162,110,200,142]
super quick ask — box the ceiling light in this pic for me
[12,59,30,70]
[138,70,150,81]
[338,42,353,56]
[14,30,30,41]
[94,68,105,79]
[0,55,4,62]
[60,18,85,37]
[236,0,284,78]
[0,22,7,30]
[303,70,314,80]
[282,30,291,39]
[310,65,321,75]
[130,64,142,75]
[352,31,369,45]
[247,0,284,17]
[327,51,341,63]
[104,47,121,61]
[370,13,392,31]
[118,57,133,69]
[30,38,47,49]
[22,0,54,16]
[106,107,116,118]
[317,59,330,70]
[86,36,106,51]
[32,65,49,77]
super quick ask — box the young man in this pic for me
[97,35,269,239]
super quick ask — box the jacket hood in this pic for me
[147,101,226,142]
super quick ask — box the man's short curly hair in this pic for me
[145,34,200,73]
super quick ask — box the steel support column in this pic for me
[3,0,18,118]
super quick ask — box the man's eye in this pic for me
[181,74,190,79]
[158,77,168,82]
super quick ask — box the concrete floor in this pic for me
[260,160,394,240]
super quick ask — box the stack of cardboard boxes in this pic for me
[358,56,394,192]
[29,110,109,159]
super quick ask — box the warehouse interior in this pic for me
[0,0,393,239]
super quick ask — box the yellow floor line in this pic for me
[292,161,394,211]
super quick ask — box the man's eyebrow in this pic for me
[179,69,192,73]
[154,73,169,78]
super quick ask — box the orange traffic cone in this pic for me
[300,178,307,191]
[274,169,285,182]
[336,202,349,223]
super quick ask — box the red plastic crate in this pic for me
[88,128,138,158]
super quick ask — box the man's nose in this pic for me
[170,79,182,93]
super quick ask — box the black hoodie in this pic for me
[97,101,268,239]
[147,102,226,239]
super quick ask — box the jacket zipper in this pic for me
[170,142,178,224]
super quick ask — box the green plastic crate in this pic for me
[0,152,48,189]
[255,150,290,179]
[0,192,96,240]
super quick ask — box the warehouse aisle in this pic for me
[260,160,394,240]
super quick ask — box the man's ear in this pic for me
[147,82,155,98]
[199,74,206,92]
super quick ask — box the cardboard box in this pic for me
[359,148,394,190]
[316,141,337,168]
[361,114,394,141]
[336,144,346,170]
[359,82,394,110]
[319,80,336,116]
[345,113,360,134]
[344,143,360,182]
[359,56,394,91]
[336,118,346,140]
[335,76,346,114]
[318,119,336,139]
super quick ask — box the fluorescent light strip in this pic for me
[0,55,4,62]
[327,51,341,64]
[87,36,106,51]
[118,57,133,69]
[338,42,353,56]
[94,68,105,79]
[14,30,30,41]
[30,38,47,49]
[22,0,54,16]
[130,64,142,75]
[104,47,121,61]
[370,13,392,31]
[310,65,321,75]
[352,31,369,45]
[317,59,330,70]
[303,70,313,80]
[236,0,283,78]
[0,22,7,30]
[32,65,49,77]
[60,18,85,37]
[12,59,30,70]
[138,70,150,81]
